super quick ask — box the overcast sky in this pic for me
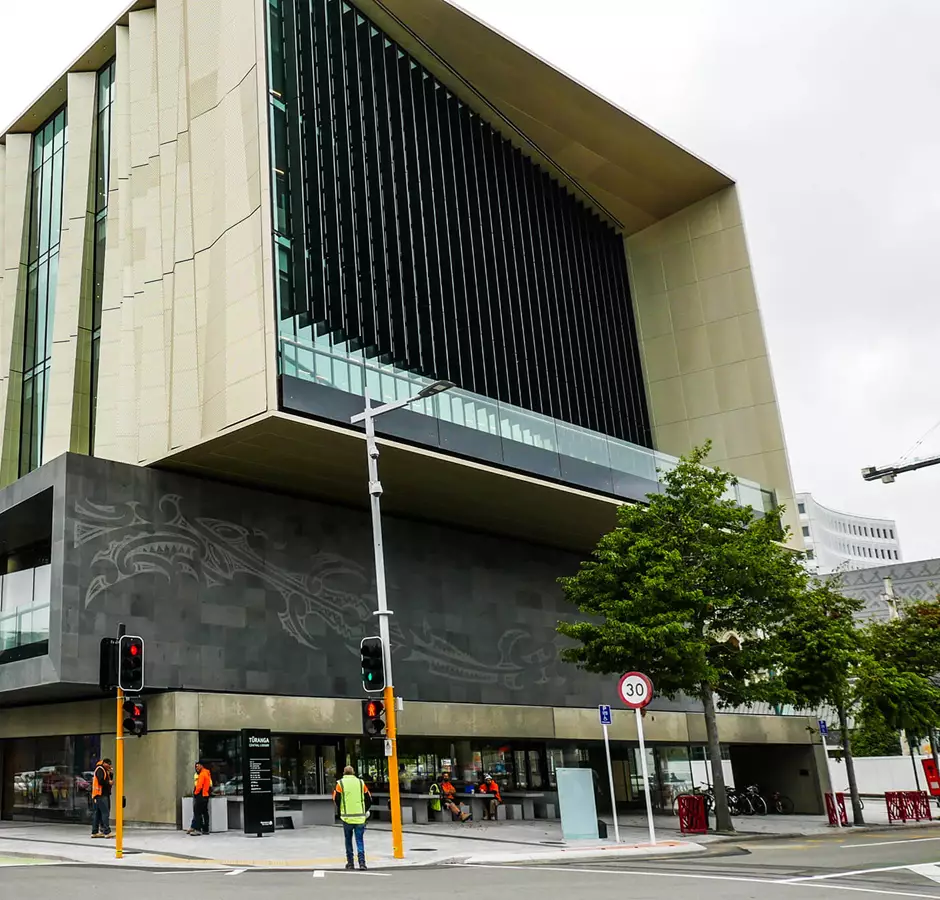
[2,1,939,559]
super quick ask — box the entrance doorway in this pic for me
[296,740,339,795]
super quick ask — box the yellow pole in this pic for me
[384,685,403,859]
[115,687,124,859]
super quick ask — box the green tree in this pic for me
[856,606,940,751]
[850,712,902,757]
[556,444,809,832]
[777,579,867,824]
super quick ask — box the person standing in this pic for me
[187,761,212,835]
[90,758,113,838]
[333,765,372,870]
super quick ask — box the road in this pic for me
[6,830,940,899]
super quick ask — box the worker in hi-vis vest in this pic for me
[332,765,372,870]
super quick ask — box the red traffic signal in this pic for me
[118,635,145,692]
[361,698,386,737]
[122,698,147,736]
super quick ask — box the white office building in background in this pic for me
[796,493,902,574]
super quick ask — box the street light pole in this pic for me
[352,379,453,862]
[361,389,403,860]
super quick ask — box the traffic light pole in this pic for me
[116,685,124,859]
[115,621,126,860]
[362,393,404,860]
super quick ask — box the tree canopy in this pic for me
[557,443,810,830]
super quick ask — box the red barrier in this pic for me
[677,794,708,834]
[886,791,932,823]
[825,792,847,826]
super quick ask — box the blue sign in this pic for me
[599,704,612,726]
[818,720,829,736]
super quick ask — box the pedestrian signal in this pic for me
[122,698,148,736]
[362,698,386,737]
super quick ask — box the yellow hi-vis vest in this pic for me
[338,775,368,825]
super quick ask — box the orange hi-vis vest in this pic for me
[92,762,108,798]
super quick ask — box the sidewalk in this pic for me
[0,801,936,870]
[0,820,701,870]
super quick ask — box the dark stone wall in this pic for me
[61,453,651,707]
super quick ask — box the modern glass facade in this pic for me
[267,0,652,448]
[20,108,67,476]
[90,61,115,450]
[195,728,717,814]
[1,733,100,823]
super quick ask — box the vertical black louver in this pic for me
[270,0,652,448]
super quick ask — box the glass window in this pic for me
[806,549,814,560]
[20,105,67,475]
[7,734,101,823]
[797,502,806,514]
[802,526,810,537]
[89,60,115,453]
[198,731,240,795]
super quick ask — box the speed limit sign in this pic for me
[618,671,653,709]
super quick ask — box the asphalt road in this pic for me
[6,830,940,900]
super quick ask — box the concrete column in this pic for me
[0,134,33,484]
[102,727,198,827]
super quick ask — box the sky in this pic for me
[2,1,939,559]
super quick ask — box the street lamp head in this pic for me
[415,380,455,400]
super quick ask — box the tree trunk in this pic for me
[838,704,864,826]
[701,685,734,833]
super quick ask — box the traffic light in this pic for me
[118,635,145,692]
[122,698,147,736]
[360,636,385,693]
[99,638,118,692]
[361,698,386,737]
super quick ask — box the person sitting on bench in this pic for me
[479,774,502,821]
[438,773,470,821]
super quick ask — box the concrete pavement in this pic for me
[0,800,936,871]
[0,819,703,869]
[7,830,940,900]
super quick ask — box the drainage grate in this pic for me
[410,848,438,852]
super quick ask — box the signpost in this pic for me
[818,719,841,829]
[619,672,656,845]
[241,729,275,837]
[598,704,620,843]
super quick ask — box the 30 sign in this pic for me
[618,672,653,709]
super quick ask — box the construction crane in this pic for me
[863,417,940,483]
[862,454,940,483]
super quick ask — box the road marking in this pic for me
[463,863,940,900]
[910,864,940,885]
[227,869,247,876]
[783,863,940,883]
[313,871,325,878]
[843,838,940,850]
[798,885,940,900]
[462,864,781,886]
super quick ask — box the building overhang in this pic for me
[153,411,623,553]
[356,0,733,233]
[3,0,732,235]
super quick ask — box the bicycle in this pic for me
[743,784,768,815]
[767,790,794,814]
